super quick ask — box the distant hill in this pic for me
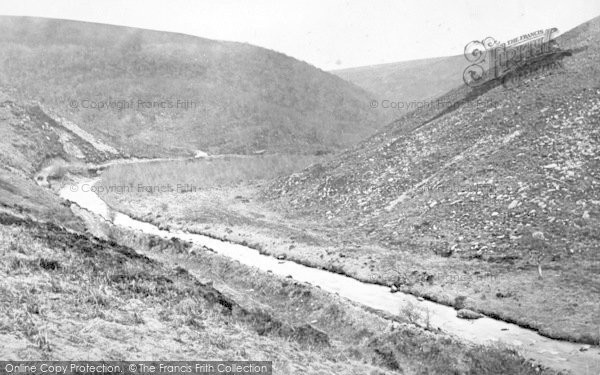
[331,55,468,113]
[0,16,385,157]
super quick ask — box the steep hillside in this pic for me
[331,55,467,113]
[0,94,117,175]
[0,89,118,226]
[0,16,385,157]
[266,16,600,342]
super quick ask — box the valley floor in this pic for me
[98,182,600,346]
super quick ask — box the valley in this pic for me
[94,15,600,349]
[1,10,599,375]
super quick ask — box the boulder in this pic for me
[457,309,483,320]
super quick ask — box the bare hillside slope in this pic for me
[266,16,600,343]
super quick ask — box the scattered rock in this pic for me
[496,291,514,299]
[457,309,483,320]
[532,231,545,240]
[390,285,398,293]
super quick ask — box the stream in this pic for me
[60,178,599,375]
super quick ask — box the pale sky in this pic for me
[0,0,599,70]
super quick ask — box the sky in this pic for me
[0,0,599,70]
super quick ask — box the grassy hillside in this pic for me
[331,55,467,114]
[0,16,385,157]
[0,211,553,374]
[265,16,600,342]
[0,89,118,227]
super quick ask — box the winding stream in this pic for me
[60,179,599,375]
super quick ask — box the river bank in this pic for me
[61,177,600,374]
[96,176,600,347]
